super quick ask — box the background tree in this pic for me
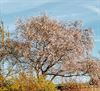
[81,57,100,86]
[0,21,20,77]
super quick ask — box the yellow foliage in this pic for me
[0,75,8,91]
[8,73,58,91]
[34,76,58,91]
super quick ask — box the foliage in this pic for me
[0,75,9,91]
[0,73,58,91]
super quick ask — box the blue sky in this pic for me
[0,0,100,58]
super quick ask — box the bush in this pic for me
[0,75,8,91]
[0,73,58,91]
[33,76,58,91]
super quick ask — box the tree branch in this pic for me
[46,72,88,78]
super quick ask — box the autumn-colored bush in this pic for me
[0,75,9,91]
[0,73,58,91]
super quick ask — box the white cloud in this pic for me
[87,5,100,15]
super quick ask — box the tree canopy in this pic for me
[0,15,100,86]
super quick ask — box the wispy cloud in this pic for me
[86,5,100,15]
[0,0,57,14]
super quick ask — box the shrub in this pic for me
[6,73,58,91]
[0,73,58,91]
[0,75,8,91]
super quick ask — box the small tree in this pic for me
[0,22,10,76]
